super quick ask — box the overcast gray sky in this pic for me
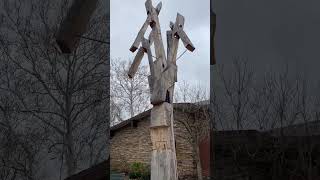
[111,0,210,88]
[213,0,320,86]
[211,0,320,130]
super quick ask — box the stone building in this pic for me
[110,103,210,179]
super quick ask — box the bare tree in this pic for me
[266,65,300,135]
[216,57,254,130]
[110,58,150,121]
[0,0,109,178]
[174,81,209,180]
[0,54,45,180]
[213,60,320,179]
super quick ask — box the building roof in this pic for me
[110,102,208,133]
[64,159,109,180]
[267,120,320,136]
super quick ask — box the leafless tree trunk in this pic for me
[0,0,109,178]
[212,59,320,179]
[216,57,254,130]
[175,82,209,180]
[110,58,150,121]
[0,57,43,180]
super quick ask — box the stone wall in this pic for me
[110,109,200,178]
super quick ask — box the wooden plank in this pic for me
[145,0,154,15]
[150,102,172,128]
[142,38,155,78]
[166,31,173,61]
[148,75,153,94]
[130,1,161,52]
[146,0,167,69]
[155,2,162,15]
[169,21,174,30]
[128,47,145,78]
[148,29,154,45]
[177,29,195,52]
[129,18,150,52]
[172,13,185,35]
[167,34,179,63]
[169,110,178,179]
[150,63,177,105]
[150,127,171,150]
[150,75,167,105]
[151,151,172,180]
[168,13,185,63]
[163,64,177,85]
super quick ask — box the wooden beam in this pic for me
[128,47,145,78]
[177,29,195,52]
[129,18,150,52]
[146,0,167,69]
[145,0,154,15]
[171,13,195,52]
[148,29,155,45]
[166,31,173,61]
[155,2,162,15]
[172,13,185,35]
[167,13,184,63]
[130,4,162,53]
[169,21,174,30]
[150,102,172,128]
[150,76,166,105]
[142,38,155,80]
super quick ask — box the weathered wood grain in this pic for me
[127,1,196,179]
[167,31,173,61]
[129,18,150,52]
[147,0,167,70]
[172,13,185,35]
[151,151,172,180]
[128,47,145,78]
[168,13,185,63]
[150,127,171,150]
[142,38,155,78]
[150,102,172,128]
[155,2,162,15]
[177,29,195,52]
[150,76,167,105]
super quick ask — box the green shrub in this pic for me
[128,162,150,180]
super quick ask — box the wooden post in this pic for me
[128,1,195,179]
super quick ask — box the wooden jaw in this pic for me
[129,1,161,53]
[170,13,196,54]
[129,4,195,105]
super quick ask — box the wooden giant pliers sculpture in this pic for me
[128,0,195,179]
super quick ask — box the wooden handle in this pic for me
[128,47,145,78]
